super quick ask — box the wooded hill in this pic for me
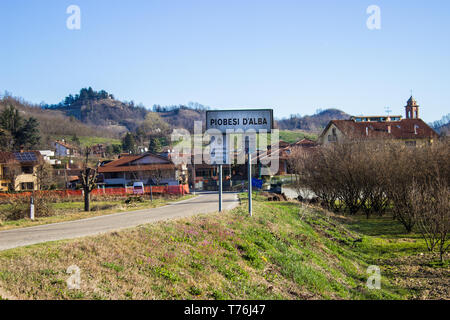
[8,88,429,151]
[0,94,119,150]
[277,109,351,133]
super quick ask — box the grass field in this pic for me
[51,135,121,147]
[278,130,318,144]
[0,195,195,231]
[0,194,446,300]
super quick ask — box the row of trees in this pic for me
[152,102,210,113]
[121,112,172,154]
[289,141,449,261]
[121,132,167,154]
[41,87,114,109]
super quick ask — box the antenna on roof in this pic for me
[385,106,392,115]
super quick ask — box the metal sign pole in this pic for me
[248,153,252,217]
[193,163,196,196]
[219,164,223,212]
[205,109,273,218]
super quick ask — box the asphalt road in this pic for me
[0,192,239,251]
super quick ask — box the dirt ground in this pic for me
[382,253,449,300]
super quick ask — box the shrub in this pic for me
[0,193,55,221]
[290,140,449,238]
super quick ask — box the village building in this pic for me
[39,150,61,166]
[90,144,107,157]
[53,139,79,157]
[0,151,44,191]
[319,96,439,146]
[98,152,188,187]
[255,138,318,176]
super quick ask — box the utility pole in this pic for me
[192,162,196,196]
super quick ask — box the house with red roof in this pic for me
[319,96,439,146]
[98,152,188,187]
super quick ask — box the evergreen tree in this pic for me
[72,134,80,145]
[148,136,162,153]
[0,105,40,150]
[112,144,122,154]
[122,132,136,154]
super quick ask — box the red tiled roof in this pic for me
[98,152,177,173]
[0,151,43,164]
[325,119,438,140]
[99,163,176,173]
[0,152,16,164]
[55,140,77,150]
[292,138,318,147]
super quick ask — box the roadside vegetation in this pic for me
[0,194,446,300]
[289,140,449,262]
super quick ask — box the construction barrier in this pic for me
[0,185,189,200]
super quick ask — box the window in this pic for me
[21,182,34,190]
[405,141,416,147]
[21,166,33,174]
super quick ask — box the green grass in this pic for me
[0,194,439,300]
[279,130,317,144]
[51,135,121,147]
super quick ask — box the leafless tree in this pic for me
[35,162,54,190]
[81,147,98,211]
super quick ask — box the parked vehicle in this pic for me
[133,182,144,195]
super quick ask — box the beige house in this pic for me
[0,151,43,191]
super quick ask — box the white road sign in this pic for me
[206,109,273,133]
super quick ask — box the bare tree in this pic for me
[81,147,98,212]
[4,163,20,192]
[408,157,449,262]
[35,162,54,190]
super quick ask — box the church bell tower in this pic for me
[405,96,419,119]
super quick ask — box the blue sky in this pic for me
[0,0,449,122]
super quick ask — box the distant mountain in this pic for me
[429,113,450,135]
[276,109,351,133]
